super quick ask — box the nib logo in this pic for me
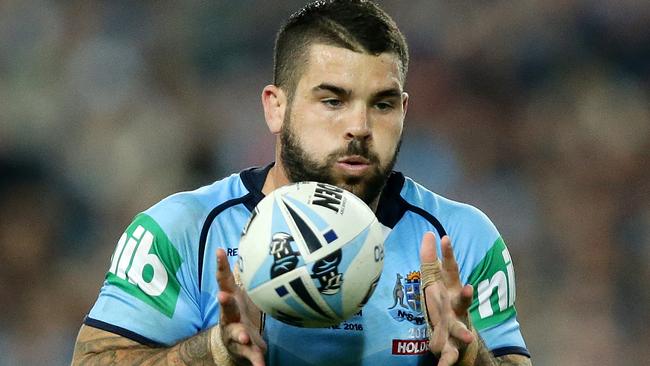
[107,214,182,317]
[110,226,166,296]
[468,237,518,330]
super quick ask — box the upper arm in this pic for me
[86,206,203,346]
[445,204,529,356]
[466,236,529,356]
[72,324,148,364]
[495,353,532,365]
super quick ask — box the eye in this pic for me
[375,101,394,111]
[322,98,343,108]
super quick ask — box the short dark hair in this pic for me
[273,0,409,98]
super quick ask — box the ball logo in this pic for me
[311,183,345,213]
[269,232,299,278]
[310,249,343,295]
[269,231,343,295]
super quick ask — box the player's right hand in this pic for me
[215,248,267,366]
[420,233,476,366]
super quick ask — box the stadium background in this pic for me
[1,1,648,365]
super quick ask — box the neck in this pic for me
[262,164,289,195]
[368,196,380,212]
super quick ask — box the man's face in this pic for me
[279,44,407,205]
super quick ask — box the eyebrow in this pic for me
[312,83,350,97]
[312,83,403,99]
[372,88,402,99]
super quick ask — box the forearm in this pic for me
[72,325,215,366]
[473,336,532,366]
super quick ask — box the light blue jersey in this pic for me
[87,164,529,364]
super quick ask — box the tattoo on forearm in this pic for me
[474,336,497,365]
[73,330,213,366]
[494,354,533,366]
[473,336,532,366]
[178,330,211,364]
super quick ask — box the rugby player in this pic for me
[72,1,531,365]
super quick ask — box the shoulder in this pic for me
[124,172,252,257]
[144,172,250,232]
[399,175,502,282]
[401,176,500,244]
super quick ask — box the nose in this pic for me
[344,106,371,142]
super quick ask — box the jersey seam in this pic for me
[198,193,254,290]
[401,198,447,238]
[492,346,531,358]
[84,316,164,348]
[155,196,206,311]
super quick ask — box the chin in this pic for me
[340,182,380,205]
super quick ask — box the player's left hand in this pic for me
[420,232,476,366]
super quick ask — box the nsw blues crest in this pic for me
[387,271,425,325]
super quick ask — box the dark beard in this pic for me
[280,118,400,205]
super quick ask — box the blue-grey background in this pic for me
[1,1,648,365]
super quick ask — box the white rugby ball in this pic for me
[237,181,385,328]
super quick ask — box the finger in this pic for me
[246,345,267,366]
[216,249,238,294]
[423,283,442,326]
[449,319,474,345]
[227,337,267,366]
[246,325,268,352]
[222,318,267,351]
[420,232,443,293]
[232,342,266,366]
[440,236,461,288]
[223,324,267,366]
[218,289,241,324]
[428,289,450,353]
[454,284,474,315]
[217,249,243,324]
[224,323,251,345]
[419,231,438,263]
[436,343,459,366]
[429,326,446,355]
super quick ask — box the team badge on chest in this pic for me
[387,271,425,325]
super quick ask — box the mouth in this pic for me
[338,155,370,165]
[336,156,371,173]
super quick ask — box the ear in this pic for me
[262,85,287,135]
[401,91,409,118]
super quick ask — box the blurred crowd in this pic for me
[1,1,648,365]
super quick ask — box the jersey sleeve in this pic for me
[85,198,203,346]
[447,204,530,358]
[466,236,529,357]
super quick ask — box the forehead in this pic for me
[298,44,404,91]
